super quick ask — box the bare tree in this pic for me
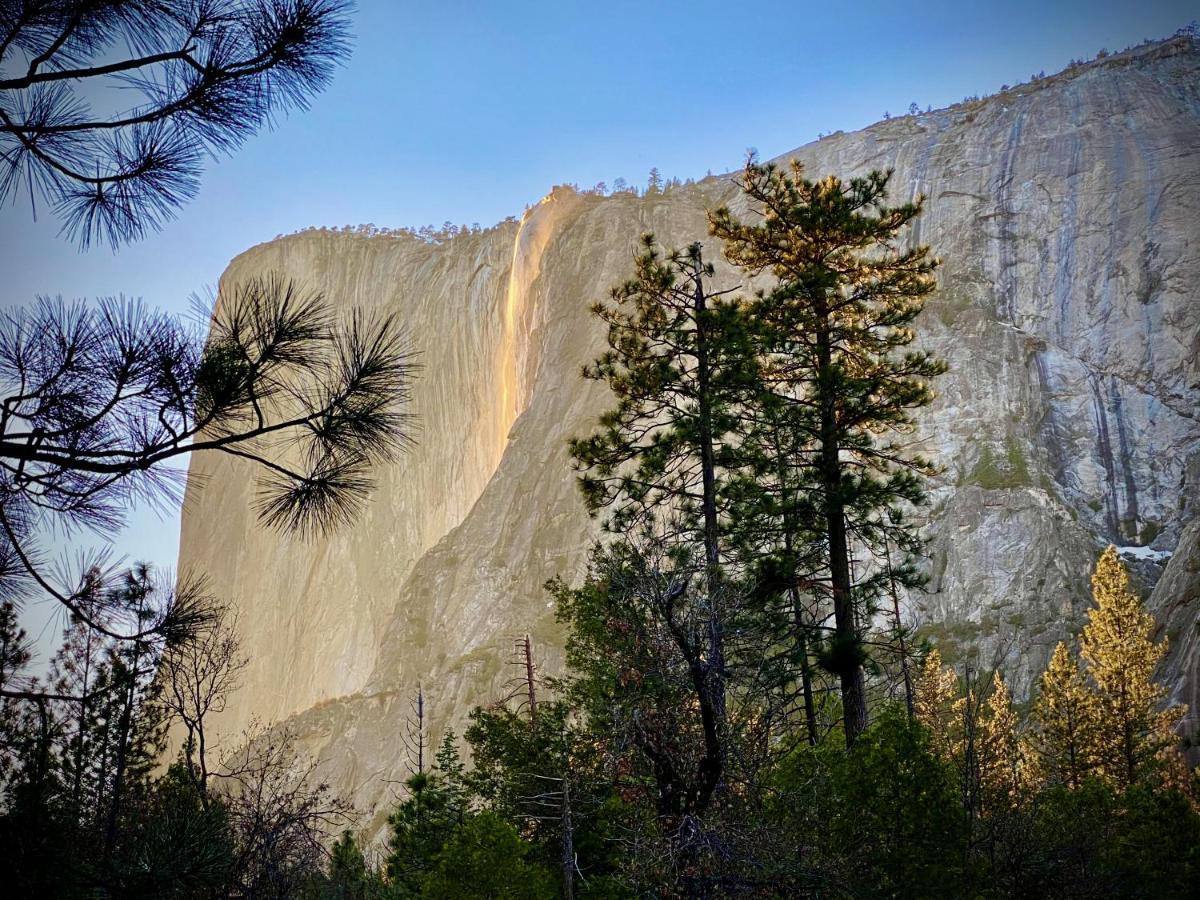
[219,723,353,898]
[158,600,247,799]
[402,681,427,776]
[0,0,353,248]
[493,633,541,723]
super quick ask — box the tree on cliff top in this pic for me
[0,0,353,248]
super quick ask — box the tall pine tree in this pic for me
[1080,546,1183,790]
[710,158,945,745]
[1032,642,1095,790]
[570,237,753,787]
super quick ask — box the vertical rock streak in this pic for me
[496,195,564,452]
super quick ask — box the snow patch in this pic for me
[1116,545,1173,563]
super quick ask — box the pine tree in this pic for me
[710,158,945,746]
[978,672,1032,809]
[434,731,468,810]
[1080,546,1183,790]
[722,373,828,746]
[570,237,754,784]
[914,649,962,760]
[0,601,33,791]
[323,830,382,899]
[1032,642,1095,789]
[420,811,555,900]
[385,769,465,895]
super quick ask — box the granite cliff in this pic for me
[178,37,1200,833]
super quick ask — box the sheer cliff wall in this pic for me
[178,37,1200,833]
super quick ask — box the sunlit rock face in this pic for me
[178,37,1200,835]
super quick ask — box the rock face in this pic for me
[1150,518,1200,759]
[178,37,1200,836]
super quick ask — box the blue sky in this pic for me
[1,0,1194,657]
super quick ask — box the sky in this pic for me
[1,0,1195,659]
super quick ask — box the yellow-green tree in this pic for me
[1032,642,1096,789]
[914,649,962,760]
[978,672,1035,809]
[1080,545,1184,789]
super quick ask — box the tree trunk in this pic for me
[815,311,867,747]
[103,666,137,864]
[690,262,727,773]
[791,585,819,746]
[560,777,575,900]
[522,635,538,726]
[71,630,92,812]
[885,540,915,720]
[772,415,819,747]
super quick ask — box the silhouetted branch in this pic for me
[0,0,353,247]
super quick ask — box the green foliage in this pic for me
[1002,780,1200,898]
[467,702,569,817]
[709,157,947,744]
[966,435,1031,490]
[107,764,234,899]
[465,679,627,895]
[569,235,753,542]
[770,707,975,897]
[550,543,734,827]
[308,830,387,900]
[385,769,467,896]
[418,811,555,899]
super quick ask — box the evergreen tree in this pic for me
[434,731,468,812]
[1032,642,1095,789]
[977,672,1032,811]
[569,237,754,793]
[419,811,555,900]
[551,540,762,884]
[99,566,170,866]
[710,158,945,745]
[385,769,466,896]
[108,763,235,898]
[318,830,384,900]
[1080,546,1184,790]
[0,600,33,791]
[914,648,962,760]
[722,380,829,746]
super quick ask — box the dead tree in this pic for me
[158,603,247,801]
[495,633,540,724]
[218,723,354,897]
[402,682,427,776]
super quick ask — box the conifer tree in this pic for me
[570,237,752,763]
[385,767,465,895]
[1032,642,1095,789]
[722,381,828,745]
[1080,546,1183,790]
[978,672,1032,809]
[914,648,961,760]
[323,830,382,899]
[710,158,945,746]
[0,601,32,791]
